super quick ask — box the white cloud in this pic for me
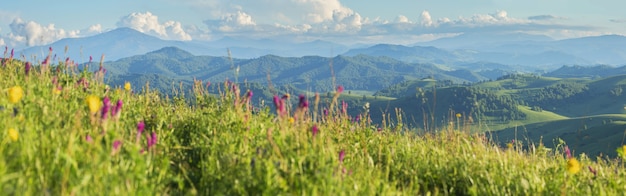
[87,24,103,33]
[395,15,411,24]
[420,11,433,27]
[116,12,192,41]
[0,38,5,46]
[8,18,81,46]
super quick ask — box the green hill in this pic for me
[491,114,626,158]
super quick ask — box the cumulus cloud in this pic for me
[395,15,411,24]
[87,24,103,33]
[420,11,433,27]
[8,18,81,46]
[117,12,192,41]
[204,11,257,32]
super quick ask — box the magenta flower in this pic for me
[101,97,111,120]
[339,150,346,163]
[113,140,122,151]
[246,90,253,99]
[311,125,319,137]
[42,56,49,65]
[49,47,53,53]
[341,101,348,115]
[147,132,157,149]
[337,85,344,94]
[137,121,145,134]
[273,95,285,116]
[85,135,93,143]
[323,108,329,116]
[206,81,211,88]
[89,56,93,63]
[111,100,123,117]
[298,94,308,109]
[24,62,31,75]
[588,166,597,176]
[564,146,571,159]
[10,49,13,59]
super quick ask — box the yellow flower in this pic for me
[86,95,101,114]
[7,128,18,141]
[567,158,581,174]
[288,117,295,124]
[8,86,24,103]
[53,88,62,95]
[506,142,513,149]
[124,82,131,91]
[456,113,462,118]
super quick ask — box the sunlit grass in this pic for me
[2,52,626,195]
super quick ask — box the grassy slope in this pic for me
[5,58,626,195]
[491,114,626,158]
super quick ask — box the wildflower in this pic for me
[588,166,597,176]
[53,86,62,95]
[147,132,157,149]
[564,146,572,159]
[456,113,462,118]
[7,128,18,141]
[112,140,122,154]
[337,85,344,94]
[111,100,123,118]
[89,56,93,63]
[8,86,24,104]
[124,82,131,91]
[24,62,31,75]
[101,97,111,120]
[341,101,348,115]
[136,121,145,143]
[246,90,253,99]
[507,142,514,149]
[567,158,581,174]
[86,95,101,114]
[288,117,295,124]
[273,95,285,116]
[339,150,346,163]
[85,135,93,143]
[311,125,319,137]
[298,94,308,109]
[282,93,290,99]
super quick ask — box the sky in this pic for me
[1,0,625,49]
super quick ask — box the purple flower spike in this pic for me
[101,97,111,120]
[564,146,571,159]
[10,49,14,58]
[25,62,31,75]
[298,94,308,109]
[247,91,253,99]
[588,166,597,176]
[273,95,285,116]
[339,150,346,163]
[312,125,319,137]
[89,56,93,63]
[137,121,145,134]
[111,100,123,117]
[113,140,122,151]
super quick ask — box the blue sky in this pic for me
[1,0,625,49]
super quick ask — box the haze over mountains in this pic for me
[16,27,626,70]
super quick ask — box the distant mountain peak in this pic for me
[147,47,194,59]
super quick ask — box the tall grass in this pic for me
[1,53,626,195]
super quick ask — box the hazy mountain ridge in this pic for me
[99,47,501,93]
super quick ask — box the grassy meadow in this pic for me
[3,51,626,195]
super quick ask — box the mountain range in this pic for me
[15,27,626,70]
